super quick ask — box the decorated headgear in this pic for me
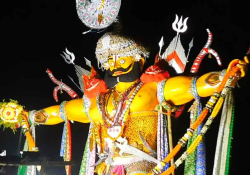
[95,33,149,69]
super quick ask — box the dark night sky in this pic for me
[0,0,250,175]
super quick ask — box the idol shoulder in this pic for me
[140,81,158,92]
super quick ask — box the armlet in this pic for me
[205,72,221,86]
[34,110,49,124]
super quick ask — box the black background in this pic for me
[0,0,249,174]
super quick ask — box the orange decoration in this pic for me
[161,165,176,175]
[191,109,209,130]
[25,132,36,151]
[98,14,104,25]
[163,144,182,163]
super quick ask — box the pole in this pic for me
[167,114,175,175]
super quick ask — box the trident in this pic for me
[61,48,75,65]
[172,14,189,50]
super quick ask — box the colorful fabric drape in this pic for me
[17,112,37,175]
[184,77,206,175]
[79,95,96,175]
[17,139,29,175]
[212,89,234,175]
[184,106,199,175]
[79,130,90,175]
[157,80,169,170]
[59,101,72,175]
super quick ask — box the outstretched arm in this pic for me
[34,98,91,125]
[163,71,222,106]
[164,57,249,105]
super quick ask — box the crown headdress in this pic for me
[95,33,149,69]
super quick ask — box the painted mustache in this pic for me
[109,64,133,75]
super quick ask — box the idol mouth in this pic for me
[113,71,123,76]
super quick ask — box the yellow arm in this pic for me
[35,98,91,125]
[164,72,221,105]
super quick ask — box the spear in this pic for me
[187,38,194,59]
[158,36,164,59]
[167,113,175,175]
[67,75,83,93]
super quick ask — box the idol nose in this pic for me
[113,62,121,69]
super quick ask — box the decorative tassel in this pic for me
[184,110,198,175]
[156,80,170,170]
[79,133,90,175]
[64,122,72,175]
[17,116,37,175]
[212,89,234,175]
[79,123,95,175]
[59,101,72,175]
[225,103,234,175]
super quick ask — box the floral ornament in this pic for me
[0,100,24,131]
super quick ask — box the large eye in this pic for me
[110,62,114,67]
[119,59,125,64]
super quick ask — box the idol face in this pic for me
[108,56,135,76]
[104,56,144,88]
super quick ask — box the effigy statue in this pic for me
[0,1,249,175]
[1,31,249,175]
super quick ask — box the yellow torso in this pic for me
[89,82,159,153]
[89,82,158,124]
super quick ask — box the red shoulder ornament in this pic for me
[140,54,170,83]
[83,66,107,99]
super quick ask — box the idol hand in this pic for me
[227,56,249,77]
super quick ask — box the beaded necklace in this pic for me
[98,80,142,127]
[97,81,143,140]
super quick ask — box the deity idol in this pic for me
[0,32,248,175]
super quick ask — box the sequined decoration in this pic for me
[59,101,67,157]
[86,124,96,175]
[225,97,234,175]
[212,89,234,175]
[122,115,158,154]
[184,116,198,175]
[83,95,91,120]
[184,77,206,175]
[95,33,149,68]
[59,101,72,175]
[79,95,95,175]
[17,117,36,175]
[157,80,169,170]
[125,160,156,174]
[79,130,90,175]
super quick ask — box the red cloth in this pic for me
[140,65,170,83]
[83,76,107,99]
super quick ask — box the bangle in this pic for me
[59,101,67,122]
[28,110,36,125]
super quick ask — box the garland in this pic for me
[150,66,240,175]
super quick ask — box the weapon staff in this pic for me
[190,29,222,74]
